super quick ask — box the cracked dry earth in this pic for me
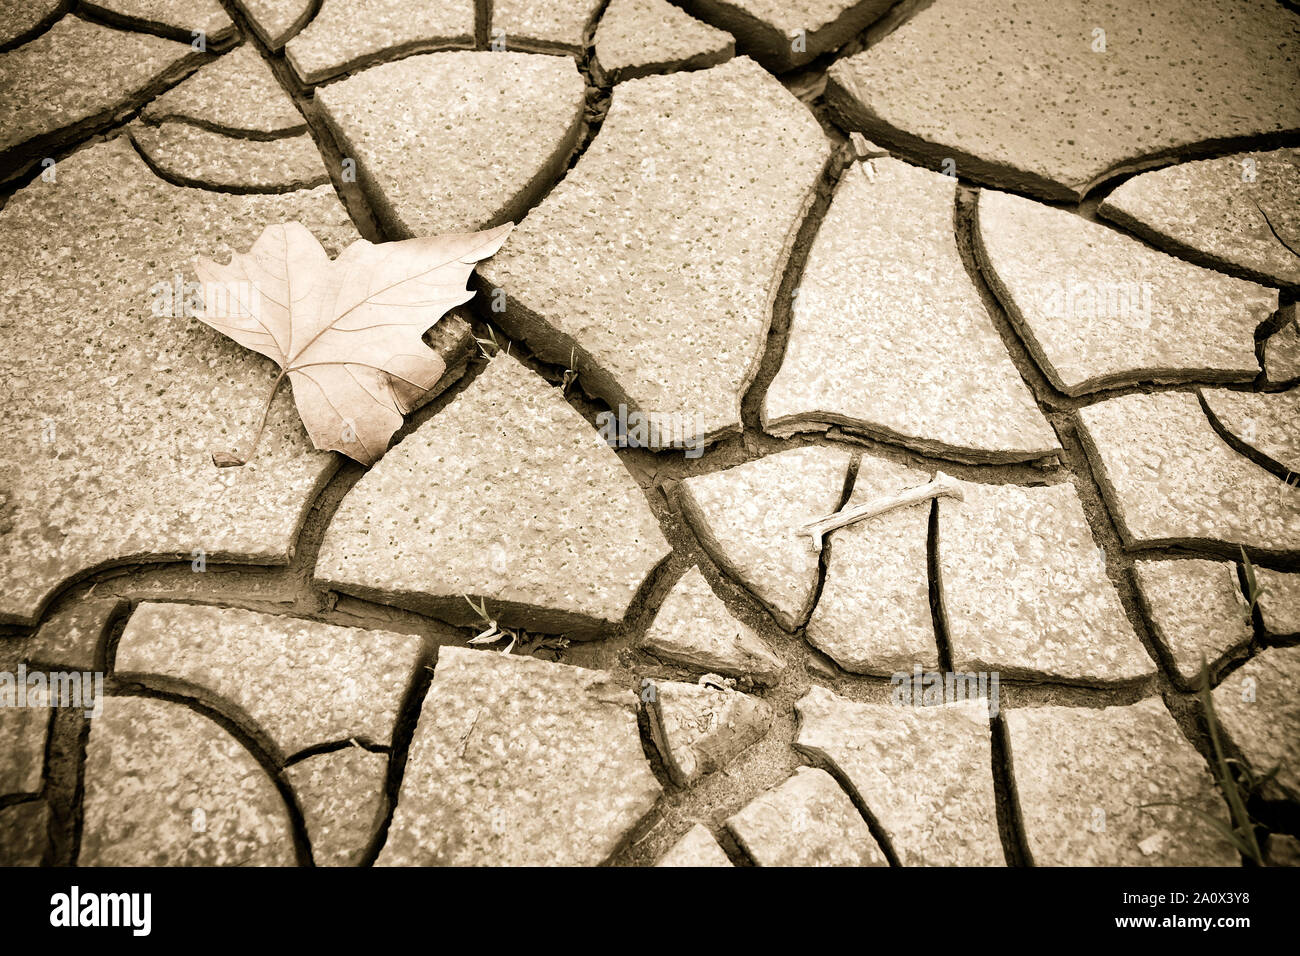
[0,0,1299,869]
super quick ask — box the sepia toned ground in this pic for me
[0,0,1297,867]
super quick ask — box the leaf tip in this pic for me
[470,222,514,261]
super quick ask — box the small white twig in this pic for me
[798,471,964,551]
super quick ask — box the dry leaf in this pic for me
[194,221,512,466]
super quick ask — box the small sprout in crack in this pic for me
[561,346,579,395]
[463,593,514,653]
[1141,658,1275,866]
[461,594,568,657]
[473,325,510,360]
[1239,546,1269,625]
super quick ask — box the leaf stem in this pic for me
[1255,202,1300,258]
[212,368,287,467]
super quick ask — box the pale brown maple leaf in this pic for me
[194,221,512,466]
